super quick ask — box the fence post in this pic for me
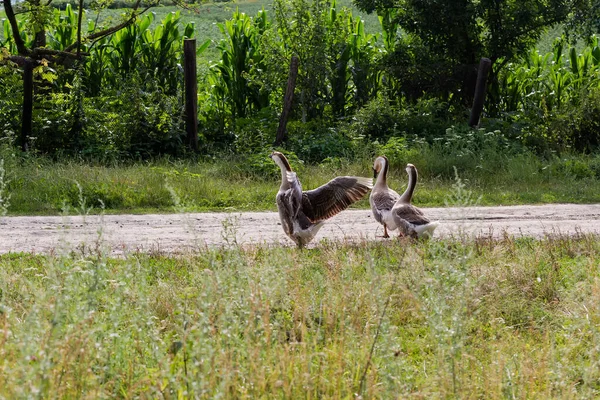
[468,57,492,128]
[275,55,299,146]
[184,38,198,152]
[21,60,34,152]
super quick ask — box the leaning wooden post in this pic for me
[21,60,34,152]
[183,38,198,152]
[468,57,492,127]
[274,55,299,146]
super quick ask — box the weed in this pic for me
[1,234,599,397]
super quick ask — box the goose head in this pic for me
[270,151,292,172]
[373,155,389,183]
[406,163,417,180]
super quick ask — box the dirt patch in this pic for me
[1,204,599,255]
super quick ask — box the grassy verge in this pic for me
[0,148,599,215]
[1,233,599,397]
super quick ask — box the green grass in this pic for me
[2,140,600,215]
[1,233,600,397]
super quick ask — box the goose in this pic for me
[391,163,439,239]
[369,155,401,238]
[270,151,373,248]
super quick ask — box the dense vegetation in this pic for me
[2,234,600,397]
[1,0,599,162]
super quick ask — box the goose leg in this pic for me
[383,224,390,238]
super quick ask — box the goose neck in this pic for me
[399,167,417,203]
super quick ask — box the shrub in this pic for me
[285,119,359,162]
[347,96,451,143]
[82,78,186,159]
[347,96,401,141]
[0,66,24,142]
[375,136,421,169]
[231,109,278,155]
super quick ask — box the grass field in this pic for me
[1,143,600,215]
[1,233,600,397]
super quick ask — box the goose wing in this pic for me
[392,203,430,226]
[370,189,399,224]
[285,171,304,218]
[302,176,373,222]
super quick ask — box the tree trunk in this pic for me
[469,57,492,127]
[275,55,299,146]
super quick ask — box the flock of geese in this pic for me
[270,151,439,248]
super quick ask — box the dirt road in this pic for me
[1,204,599,255]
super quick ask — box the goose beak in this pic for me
[373,167,378,179]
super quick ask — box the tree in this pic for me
[1,0,158,150]
[352,0,598,107]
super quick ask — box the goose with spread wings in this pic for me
[270,151,373,247]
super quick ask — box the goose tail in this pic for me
[414,221,439,238]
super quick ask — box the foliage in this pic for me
[260,0,382,122]
[346,95,452,142]
[85,11,197,96]
[80,75,187,159]
[0,64,22,137]
[2,0,600,160]
[285,119,359,162]
[352,0,589,105]
[211,8,270,120]
[497,35,600,152]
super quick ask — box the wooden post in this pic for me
[21,60,34,152]
[183,38,198,152]
[468,57,492,127]
[274,55,299,146]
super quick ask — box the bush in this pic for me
[375,136,421,169]
[231,109,279,155]
[80,77,186,159]
[346,96,401,141]
[285,119,360,163]
[347,96,451,143]
[0,66,24,143]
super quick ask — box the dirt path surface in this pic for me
[1,204,599,255]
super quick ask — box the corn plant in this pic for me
[498,35,600,114]
[138,12,196,94]
[325,2,381,116]
[1,17,34,53]
[84,11,199,96]
[348,14,380,110]
[47,4,79,50]
[211,8,270,120]
[378,7,398,53]
[326,2,353,117]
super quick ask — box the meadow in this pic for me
[1,232,600,398]
[2,141,600,215]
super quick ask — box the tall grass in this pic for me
[1,233,600,397]
[0,142,599,215]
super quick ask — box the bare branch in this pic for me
[3,55,39,67]
[64,0,149,53]
[31,47,89,58]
